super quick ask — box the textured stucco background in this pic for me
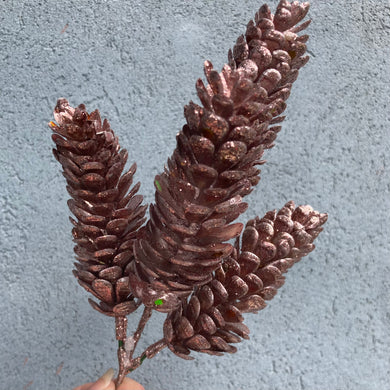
[1,0,389,389]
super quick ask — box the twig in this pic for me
[115,307,153,389]
[129,306,153,360]
[125,340,168,374]
[115,316,128,387]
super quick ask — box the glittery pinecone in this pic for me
[49,0,327,373]
[129,0,312,312]
[164,201,327,358]
[50,99,147,317]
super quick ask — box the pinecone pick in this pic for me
[49,1,326,388]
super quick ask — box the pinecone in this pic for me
[50,99,147,317]
[129,1,311,310]
[165,201,327,358]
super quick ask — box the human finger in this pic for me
[86,368,115,390]
[73,382,96,390]
[117,377,145,390]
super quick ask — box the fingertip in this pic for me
[73,383,94,390]
[88,368,115,390]
[118,377,145,390]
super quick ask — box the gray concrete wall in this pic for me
[1,0,389,389]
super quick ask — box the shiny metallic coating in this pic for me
[129,0,315,303]
[51,100,147,319]
[49,0,328,378]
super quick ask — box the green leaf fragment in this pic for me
[154,298,163,306]
[118,340,124,348]
[140,354,147,363]
[155,179,162,192]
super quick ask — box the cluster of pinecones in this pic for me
[50,0,326,359]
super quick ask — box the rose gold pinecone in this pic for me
[50,99,147,317]
[129,0,312,310]
[165,201,327,358]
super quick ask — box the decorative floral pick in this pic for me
[49,1,326,388]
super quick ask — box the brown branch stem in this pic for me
[114,307,154,389]
[124,339,168,374]
[115,315,129,388]
[129,306,153,360]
